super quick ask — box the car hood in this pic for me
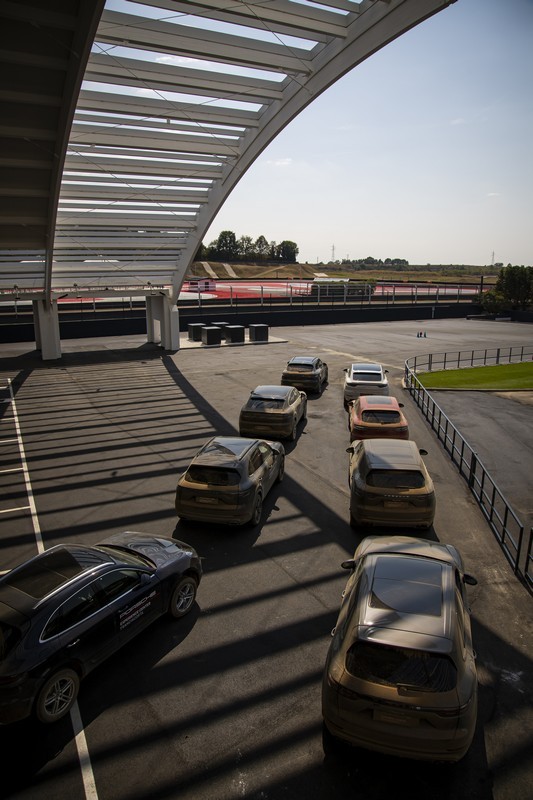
[99,531,200,571]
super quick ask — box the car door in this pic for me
[48,570,163,671]
[256,442,278,495]
[288,388,302,423]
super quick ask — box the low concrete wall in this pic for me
[0,302,483,343]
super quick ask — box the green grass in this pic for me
[417,361,533,390]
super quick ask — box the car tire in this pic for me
[35,667,80,724]
[276,455,285,483]
[250,492,263,526]
[322,721,340,757]
[301,400,307,421]
[349,512,359,530]
[169,575,198,618]
[289,421,297,441]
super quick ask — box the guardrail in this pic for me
[404,346,533,592]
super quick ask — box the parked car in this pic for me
[348,395,409,441]
[281,356,328,394]
[175,436,284,526]
[347,438,435,529]
[239,385,307,441]
[343,362,389,404]
[322,535,478,762]
[0,532,202,725]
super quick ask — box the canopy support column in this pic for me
[146,294,180,351]
[33,299,61,360]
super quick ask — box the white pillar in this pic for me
[33,299,61,360]
[145,295,180,351]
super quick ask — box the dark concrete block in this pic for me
[201,326,222,345]
[224,325,245,344]
[188,322,206,341]
[249,323,269,342]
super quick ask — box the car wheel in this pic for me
[349,512,359,530]
[35,668,80,724]
[276,455,285,483]
[289,420,297,441]
[322,721,340,757]
[169,575,198,618]
[250,492,263,526]
[301,400,307,421]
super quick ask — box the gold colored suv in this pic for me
[322,535,478,762]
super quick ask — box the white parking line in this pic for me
[0,505,31,514]
[6,379,99,800]
[7,379,44,554]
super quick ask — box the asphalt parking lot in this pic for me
[0,317,532,800]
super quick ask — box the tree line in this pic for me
[196,231,299,263]
[480,265,533,311]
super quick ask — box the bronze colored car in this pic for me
[281,356,328,394]
[348,395,409,442]
[175,436,284,527]
[239,385,307,442]
[347,438,435,529]
[322,535,478,762]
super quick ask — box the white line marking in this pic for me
[0,506,31,514]
[0,467,24,473]
[7,379,99,799]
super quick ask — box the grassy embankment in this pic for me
[417,362,533,390]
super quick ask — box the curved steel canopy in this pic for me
[1,0,456,305]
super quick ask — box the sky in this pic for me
[202,0,533,267]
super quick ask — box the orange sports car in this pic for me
[348,395,409,441]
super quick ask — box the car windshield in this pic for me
[361,410,401,424]
[247,397,285,410]
[186,467,240,486]
[366,470,425,489]
[346,641,457,691]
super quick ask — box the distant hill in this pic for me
[187,262,498,284]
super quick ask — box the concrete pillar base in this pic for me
[33,299,61,360]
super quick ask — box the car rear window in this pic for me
[354,372,382,382]
[361,410,401,424]
[186,467,240,486]
[366,470,425,489]
[289,364,313,372]
[346,641,457,691]
[246,398,285,410]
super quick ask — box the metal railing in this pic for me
[404,345,533,592]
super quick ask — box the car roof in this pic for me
[358,395,399,409]
[354,551,453,651]
[287,356,316,365]
[251,385,292,398]
[195,436,257,465]
[358,438,423,469]
[0,544,115,616]
[351,362,382,372]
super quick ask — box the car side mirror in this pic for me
[343,368,348,373]
[419,448,428,456]
[463,573,477,586]
[346,446,354,454]
[399,402,404,407]
[385,369,389,374]
[341,559,355,571]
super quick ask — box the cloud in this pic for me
[265,158,293,167]
[450,117,466,125]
